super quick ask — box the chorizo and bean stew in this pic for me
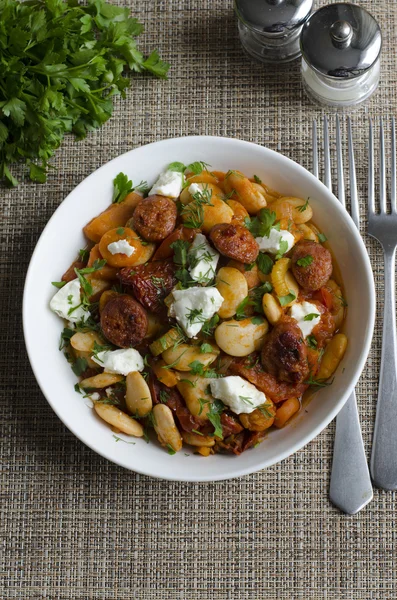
[50,162,347,456]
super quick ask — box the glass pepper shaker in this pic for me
[235,0,313,63]
[300,3,382,107]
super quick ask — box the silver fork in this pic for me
[369,117,397,490]
[313,116,373,514]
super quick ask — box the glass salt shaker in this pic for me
[235,0,313,63]
[300,3,382,107]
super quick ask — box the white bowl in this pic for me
[23,136,375,481]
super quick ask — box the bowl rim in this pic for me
[23,135,376,481]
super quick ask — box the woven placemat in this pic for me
[1,0,396,598]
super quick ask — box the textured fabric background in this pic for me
[1,0,396,598]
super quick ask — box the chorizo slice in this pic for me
[119,259,177,313]
[261,316,309,384]
[229,354,308,403]
[291,240,332,291]
[100,294,148,348]
[152,226,198,261]
[132,195,177,242]
[209,223,259,264]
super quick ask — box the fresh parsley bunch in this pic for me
[0,0,170,186]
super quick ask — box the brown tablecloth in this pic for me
[1,0,396,598]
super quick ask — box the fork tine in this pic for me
[323,115,332,192]
[379,117,387,213]
[312,119,319,179]
[391,117,396,213]
[347,117,359,229]
[335,114,345,208]
[368,118,375,214]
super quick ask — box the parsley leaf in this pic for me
[188,361,206,376]
[51,281,66,289]
[278,291,296,306]
[253,175,262,184]
[72,357,88,376]
[0,0,170,186]
[275,238,289,260]
[167,162,186,173]
[200,343,214,354]
[170,239,191,287]
[296,255,314,267]
[303,313,320,321]
[207,400,224,439]
[186,161,211,175]
[112,173,133,204]
[257,253,273,275]
[166,444,176,455]
[181,185,213,229]
[245,208,276,238]
[235,296,252,320]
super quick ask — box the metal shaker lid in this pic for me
[301,3,382,78]
[235,0,313,36]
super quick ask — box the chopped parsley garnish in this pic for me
[297,199,309,213]
[113,173,133,204]
[244,262,256,272]
[257,253,273,275]
[303,313,319,321]
[201,314,220,337]
[275,238,289,260]
[112,174,149,203]
[278,291,296,307]
[92,341,115,361]
[200,343,214,354]
[318,233,328,243]
[166,444,176,455]
[71,357,88,376]
[253,175,262,184]
[235,296,252,320]
[245,208,276,238]
[249,282,273,312]
[188,361,218,379]
[296,255,314,267]
[170,239,191,287]
[306,335,318,349]
[168,162,186,173]
[51,280,66,289]
[188,360,206,375]
[181,185,214,229]
[251,316,265,325]
[59,327,74,350]
[207,400,224,438]
[78,248,90,262]
[116,227,125,236]
[186,161,211,175]
[74,260,107,307]
[198,398,210,415]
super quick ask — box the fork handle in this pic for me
[330,391,373,514]
[371,247,397,490]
